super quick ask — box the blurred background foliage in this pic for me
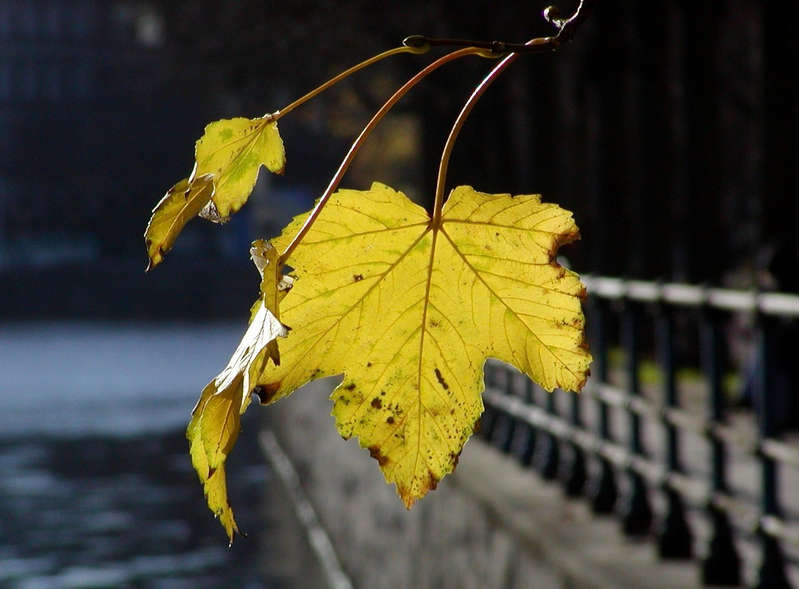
[1,0,797,318]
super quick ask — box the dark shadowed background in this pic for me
[1,1,797,587]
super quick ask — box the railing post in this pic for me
[700,308,741,586]
[620,300,653,536]
[755,316,790,589]
[655,306,693,559]
[497,366,518,454]
[534,388,560,480]
[561,387,587,496]
[517,377,537,466]
[481,362,499,442]
[587,297,618,513]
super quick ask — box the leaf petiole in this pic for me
[271,45,427,122]
[431,0,594,226]
[279,46,494,265]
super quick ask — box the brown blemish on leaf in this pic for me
[368,446,389,466]
[344,382,356,391]
[449,450,461,468]
[366,361,372,367]
[370,397,382,409]
[434,367,449,391]
[426,469,439,491]
[472,417,482,434]
[430,319,440,328]
[549,227,581,256]
[353,274,364,282]
[386,416,395,424]
[253,382,281,404]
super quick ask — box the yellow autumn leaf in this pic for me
[187,241,291,542]
[253,182,591,507]
[144,116,285,269]
[194,117,285,222]
[144,174,214,270]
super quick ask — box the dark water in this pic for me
[0,416,284,589]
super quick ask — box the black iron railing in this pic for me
[480,276,799,588]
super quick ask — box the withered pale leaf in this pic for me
[144,174,214,270]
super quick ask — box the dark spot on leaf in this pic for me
[368,446,389,466]
[386,416,395,424]
[253,382,281,404]
[434,368,449,390]
[344,382,356,391]
[472,417,482,434]
[430,319,440,328]
[366,362,373,367]
[310,368,323,378]
[371,398,382,409]
[380,390,386,396]
[449,451,461,468]
[427,469,439,491]
[353,274,364,282]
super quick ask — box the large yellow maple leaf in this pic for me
[254,182,591,507]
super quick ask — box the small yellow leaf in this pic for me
[144,174,214,270]
[253,183,591,507]
[194,117,285,222]
[187,383,240,542]
[187,245,291,541]
[144,116,285,268]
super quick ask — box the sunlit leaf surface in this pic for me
[144,117,285,269]
[252,183,591,507]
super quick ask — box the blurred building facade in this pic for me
[1,1,797,316]
[0,0,174,270]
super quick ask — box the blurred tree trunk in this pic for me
[762,2,799,260]
[678,0,723,282]
[635,2,677,279]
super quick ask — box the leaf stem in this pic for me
[271,46,427,122]
[279,46,488,265]
[431,0,594,227]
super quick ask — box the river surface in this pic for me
[0,322,294,588]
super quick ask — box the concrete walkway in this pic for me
[263,377,705,589]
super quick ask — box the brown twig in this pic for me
[431,0,594,226]
[404,0,595,57]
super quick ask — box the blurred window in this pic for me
[70,61,92,99]
[44,63,61,102]
[0,61,10,101]
[69,1,95,39]
[16,2,37,37]
[0,3,10,38]
[19,62,36,101]
[42,0,62,39]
